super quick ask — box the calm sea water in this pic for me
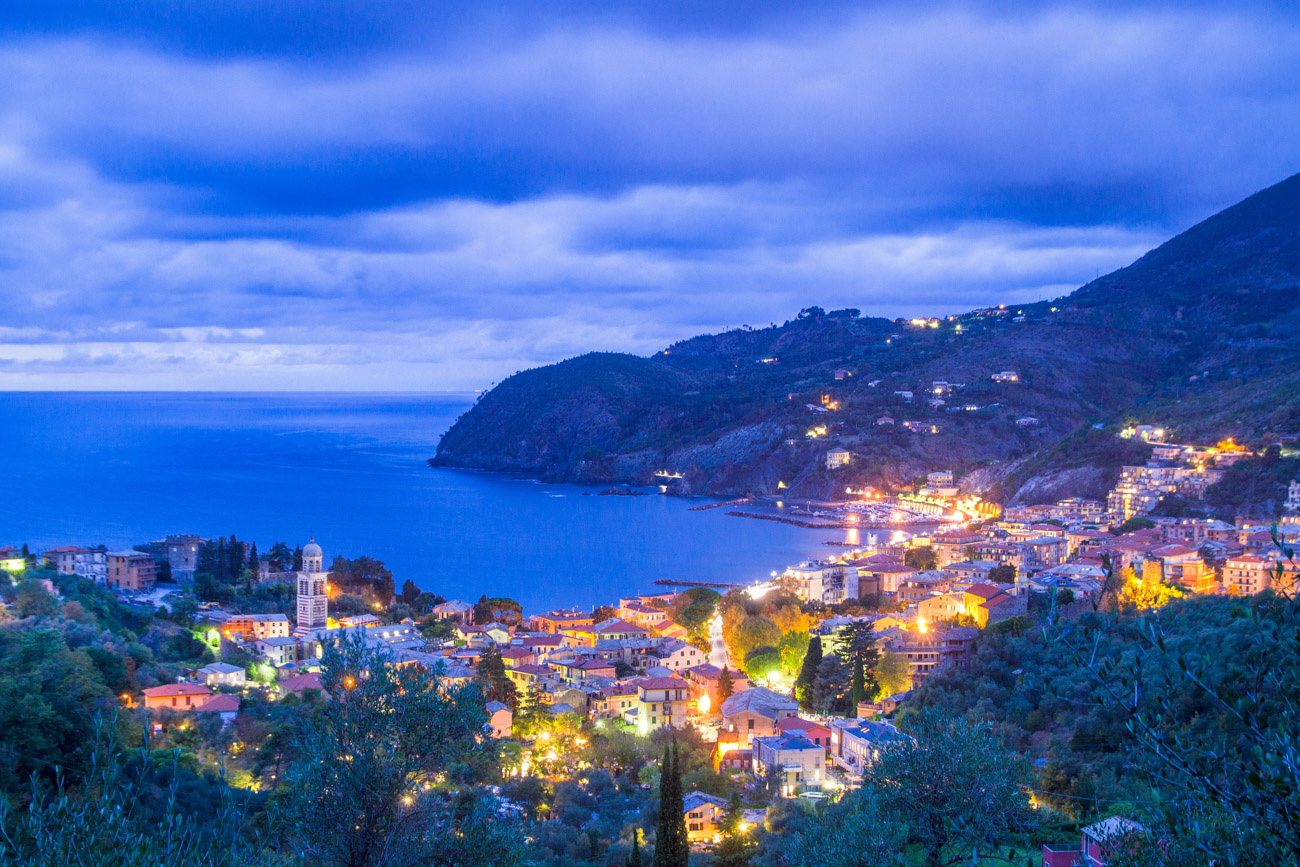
[0,392,855,612]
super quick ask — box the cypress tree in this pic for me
[625,829,643,867]
[215,538,228,582]
[794,637,823,710]
[653,744,672,867]
[850,655,867,713]
[247,541,259,572]
[670,739,688,866]
[292,545,303,572]
[717,666,735,702]
[227,535,243,581]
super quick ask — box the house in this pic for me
[834,368,852,381]
[720,687,799,746]
[645,639,705,672]
[775,716,832,752]
[618,599,668,629]
[533,610,594,635]
[553,656,616,685]
[636,676,691,730]
[106,550,160,592]
[751,733,826,795]
[592,683,640,719]
[197,694,240,729]
[278,671,325,698]
[916,591,965,622]
[826,448,852,470]
[992,370,1020,383]
[862,563,917,594]
[685,663,748,712]
[591,618,652,643]
[142,683,213,711]
[1223,554,1273,595]
[683,791,729,844]
[876,416,895,426]
[931,531,984,567]
[220,612,291,641]
[1042,816,1143,867]
[41,546,86,575]
[828,719,908,777]
[507,663,557,691]
[196,662,246,688]
[485,701,513,738]
[885,625,978,682]
[0,547,25,574]
[430,600,475,623]
[499,646,540,668]
[256,636,300,668]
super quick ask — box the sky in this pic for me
[2,1,1299,391]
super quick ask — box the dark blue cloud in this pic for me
[0,2,1298,388]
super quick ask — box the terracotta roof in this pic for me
[198,694,240,713]
[636,676,689,690]
[776,716,830,734]
[279,672,324,693]
[142,683,212,698]
[963,583,1005,600]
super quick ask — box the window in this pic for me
[747,719,754,730]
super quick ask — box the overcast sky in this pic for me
[2,1,1298,390]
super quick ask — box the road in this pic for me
[708,615,729,669]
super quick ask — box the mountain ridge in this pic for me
[432,173,1300,504]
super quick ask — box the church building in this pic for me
[295,538,329,632]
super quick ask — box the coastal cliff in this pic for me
[432,173,1300,502]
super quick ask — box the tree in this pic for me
[0,720,267,867]
[711,792,756,867]
[397,579,421,607]
[875,649,911,700]
[283,630,522,867]
[988,563,1017,585]
[267,542,292,572]
[16,580,60,619]
[292,544,304,571]
[475,644,519,712]
[779,787,908,867]
[811,654,848,715]
[226,535,243,582]
[625,828,643,867]
[717,666,735,701]
[794,637,823,710]
[246,541,259,572]
[592,605,617,623]
[653,740,688,867]
[837,620,881,706]
[904,546,937,571]
[874,709,1035,867]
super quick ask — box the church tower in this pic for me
[296,538,328,631]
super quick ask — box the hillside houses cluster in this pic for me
[1105,439,1251,522]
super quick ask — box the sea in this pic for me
[0,392,863,612]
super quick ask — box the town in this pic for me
[4,435,1298,865]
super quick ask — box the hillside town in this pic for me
[5,448,1299,865]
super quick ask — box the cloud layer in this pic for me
[1,4,1298,389]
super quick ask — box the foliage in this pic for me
[774,787,909,867]
[0,720,267,867]
[282,630,521,867]
[473,595,523,627]
[717,666,735,701]
[652,739,688,867]
[904,546,937,571]
[711,792,756,867]
[475,643,519,711]
[874,649,911,701]
[793,637,822,710]
[873,709,1035,867]
[811,654,847,715]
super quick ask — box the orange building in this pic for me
[106,551,159,592]
[141,683,213,711]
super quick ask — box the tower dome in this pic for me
[302,537,324,573]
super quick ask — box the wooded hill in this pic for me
[433,173,1300,504]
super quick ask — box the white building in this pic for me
[295,538,328,632]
